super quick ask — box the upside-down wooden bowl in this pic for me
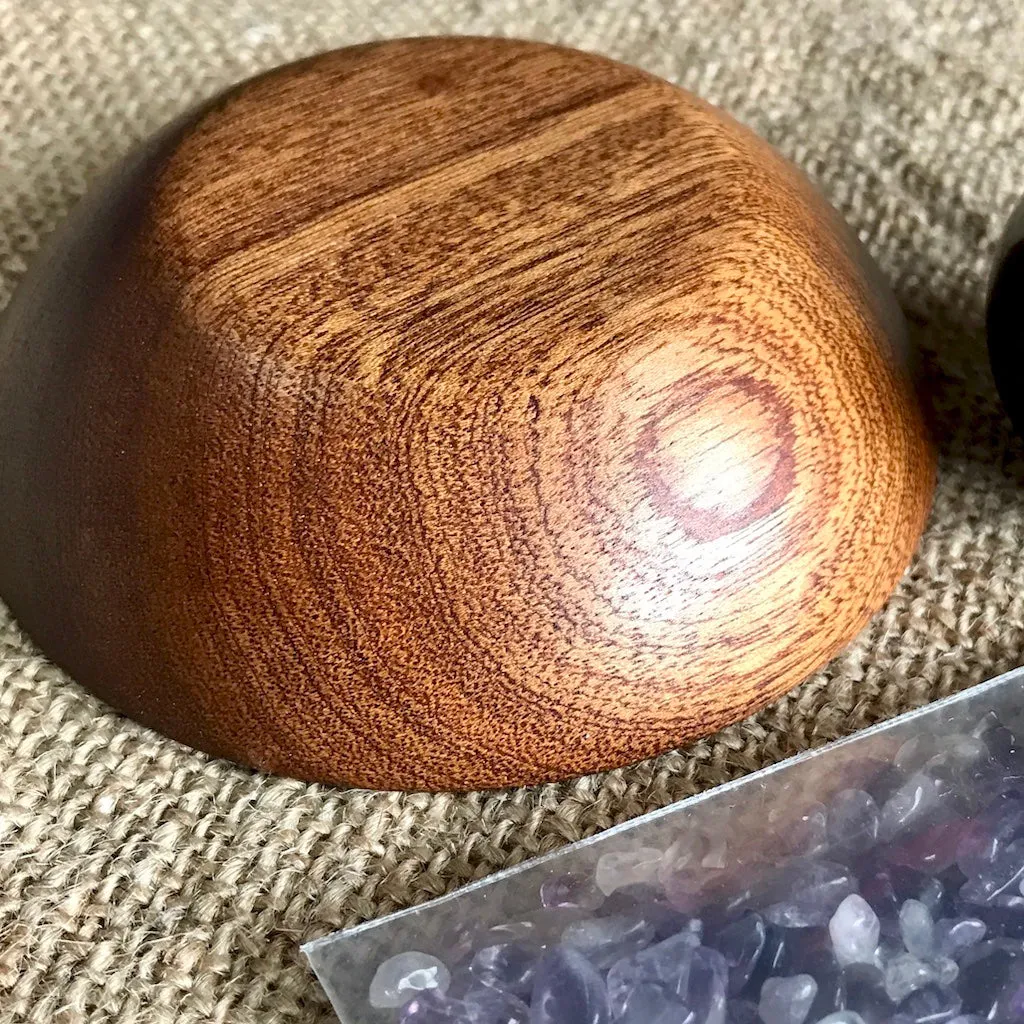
[0,37,934,791]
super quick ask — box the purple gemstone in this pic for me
[973,712,1024,769]
[879,774,946,842]
[483,909,588,948]
[712,913,766,994]
[725,998,759,1024]
[956,801,1024,877]
[369,951,451,1009]
[935,917,986,959]
[827,790,880,854]
[865,760,909,805]
[885,865,944,912]
[859,867,903,939]
[767,803,829,860]
[540,873,603,912]
[840,963,895,1024]
[468,988,531,1024]
[959,896,1024,940]
[895,737,940,775]
[400,991,454,1023]
[744,925,788,997]
[440,920,484,965]
[959,839,1024,905]
[762,860,857,928]
[688,946,728,1024]
[886,815,970,874]
[660,831,716,909]
[598,885,694,941]
[560,912,656,969]
[957,940,1022,1018]
[470,941,540,998]
[606,929,702,1017]
[400,987,530,1024]
[802,953,843,1021]
[757,974,817,1024]
[599,883,663,912]
[896,983,963,1024]
[993,958,1024,1021]
[607,934,726,1024]
[596,847,663,897]
[615,982,688,1024]
[899,900,936,959]
[529,947,609,1024]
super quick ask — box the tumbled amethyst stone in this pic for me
[470,941,540,998]
[959,839,1024,905]
[935,917,986,959]
[660,830,718,909]
[529,947,608,1024]
[896,983,962,1024]
[974,712,1023,768]
[724,998,759,1024]
[839,963,894,1024]
[883,953,941,1002]
[595,848,662,897]
[481,909,589,948]
[899,900,935,959]
[803,953,843,1021]
[596,884,694,942]
[955,803,1024,877]
[883,864,945,912]
[606,930,728,1024]
[560,913,656,969]
[858,867,903,939]
[879,773,947,842]
[606,929,700,1014]
[743,924,788,996]
[713,912,766,994]
[762,860,857,928]
[830,895,880,966]
[614,982,686,1024]
[540,874,603,912]
[757,973,817,1024]
[895,737,939,775]
[992,957,1024,1020]
[887,815,970,874]
[956,940,1022,1017]
[370,951,451,1009]
[688,945,728,1024]
[827,790,880,854]
[400,987,530,1024]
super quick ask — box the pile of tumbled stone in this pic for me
[367,713,1024,1023]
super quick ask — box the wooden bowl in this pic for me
[0,38,934,790]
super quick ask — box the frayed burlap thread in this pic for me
[4,1,1024,1021]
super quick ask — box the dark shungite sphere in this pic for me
[988,198,1024,436]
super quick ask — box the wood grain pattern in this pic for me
[0,37,934,790]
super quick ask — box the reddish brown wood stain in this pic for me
[0,38,934,790]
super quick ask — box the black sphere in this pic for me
[988,198,1024,436]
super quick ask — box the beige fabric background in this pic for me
[2,0,1024,1020]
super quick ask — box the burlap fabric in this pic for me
[2,1,1023,1020]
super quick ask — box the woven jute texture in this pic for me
[3,0,1024,1020]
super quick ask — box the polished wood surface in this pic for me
[0,38,934,790]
